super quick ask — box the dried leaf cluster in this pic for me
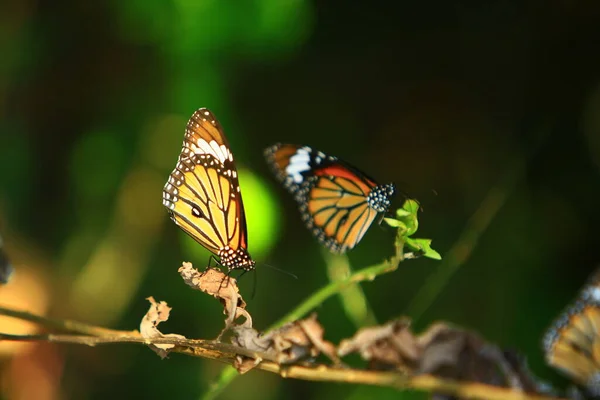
[138,262,554,399]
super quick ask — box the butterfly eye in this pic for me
[191,205,205,218]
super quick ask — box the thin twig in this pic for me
[0,329,565,400]
[259,365,563,400]
[0,332,275,363]
[0,305,137,337]
[270,249,402,331]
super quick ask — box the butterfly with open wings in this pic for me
[265,143,396,254]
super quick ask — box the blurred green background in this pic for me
[2,1,600,399]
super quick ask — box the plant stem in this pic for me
[323,250,378,328]
[0,328,565,400]
[0,305,137,337]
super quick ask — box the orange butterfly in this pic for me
[543,268,600,396]
[265,144,395,254]
[163,108,254,271]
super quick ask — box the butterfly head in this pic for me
[218,246,255,271]
[367,183,396,212]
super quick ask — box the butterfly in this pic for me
[162,108,255,271]
[264,143,396,254]
[543,268,600,396]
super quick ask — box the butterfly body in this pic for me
[163,108,255,271]
[265,143,395,254]
[543,270,600,395]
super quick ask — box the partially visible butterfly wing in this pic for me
[543,272,600,395]
[181,109,235,164]
[163,108,253,271]
[304,170,379,253]
[164,154,241,253]
[265,143,393,253]
[182,109,248,249]
[264,143,328,196]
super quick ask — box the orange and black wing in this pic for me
[543,269,600,396]
[162,108,254,271]
[265,143,395,253]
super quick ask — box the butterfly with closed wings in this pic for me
[264,144,396,254]
[543,268,600,396]
[162,108,255,272]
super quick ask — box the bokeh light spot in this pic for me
[70,130,127,199]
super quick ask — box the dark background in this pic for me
[1,1,600,399]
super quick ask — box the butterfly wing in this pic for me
[163,108,254,271]
[306,170,381,253]
[543,273,600,395]
[265,143,395,253]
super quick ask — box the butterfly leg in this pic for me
[207,254,221,269]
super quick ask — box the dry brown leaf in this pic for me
[268,321,319,365]
[178,263,251,336]
[295,314,340,365]
[338,318,415,371]
[420,325,554,399]
[338,318,550,397]
[140,296,186,359]
[233,355,262,374]
[229,326,271,374]
[230,325,271,353]
[235,313,339,365]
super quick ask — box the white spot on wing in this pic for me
[586,287,600,303]
[210,140,223,159]
[192,139,232,164]
[197,139,213,156]
[286,149,311,183]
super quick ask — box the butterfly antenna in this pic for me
[262,263,298,280]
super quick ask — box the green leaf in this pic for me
[405,238,442,260]
[405,215,418,236]
[388,199,442,261]
[383,218,405,229]
[402,199,420,214]
[395,208,411,218]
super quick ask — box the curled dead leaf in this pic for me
[232,313,339,367]
[275,313,340,365]
[140,296,186,359]
[339,318,549,396]
[233,355,262,374]
[231,324,270,352]
[178,263,251,336]
[338,318,415,372]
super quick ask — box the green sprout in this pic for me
[384,199,442,260]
